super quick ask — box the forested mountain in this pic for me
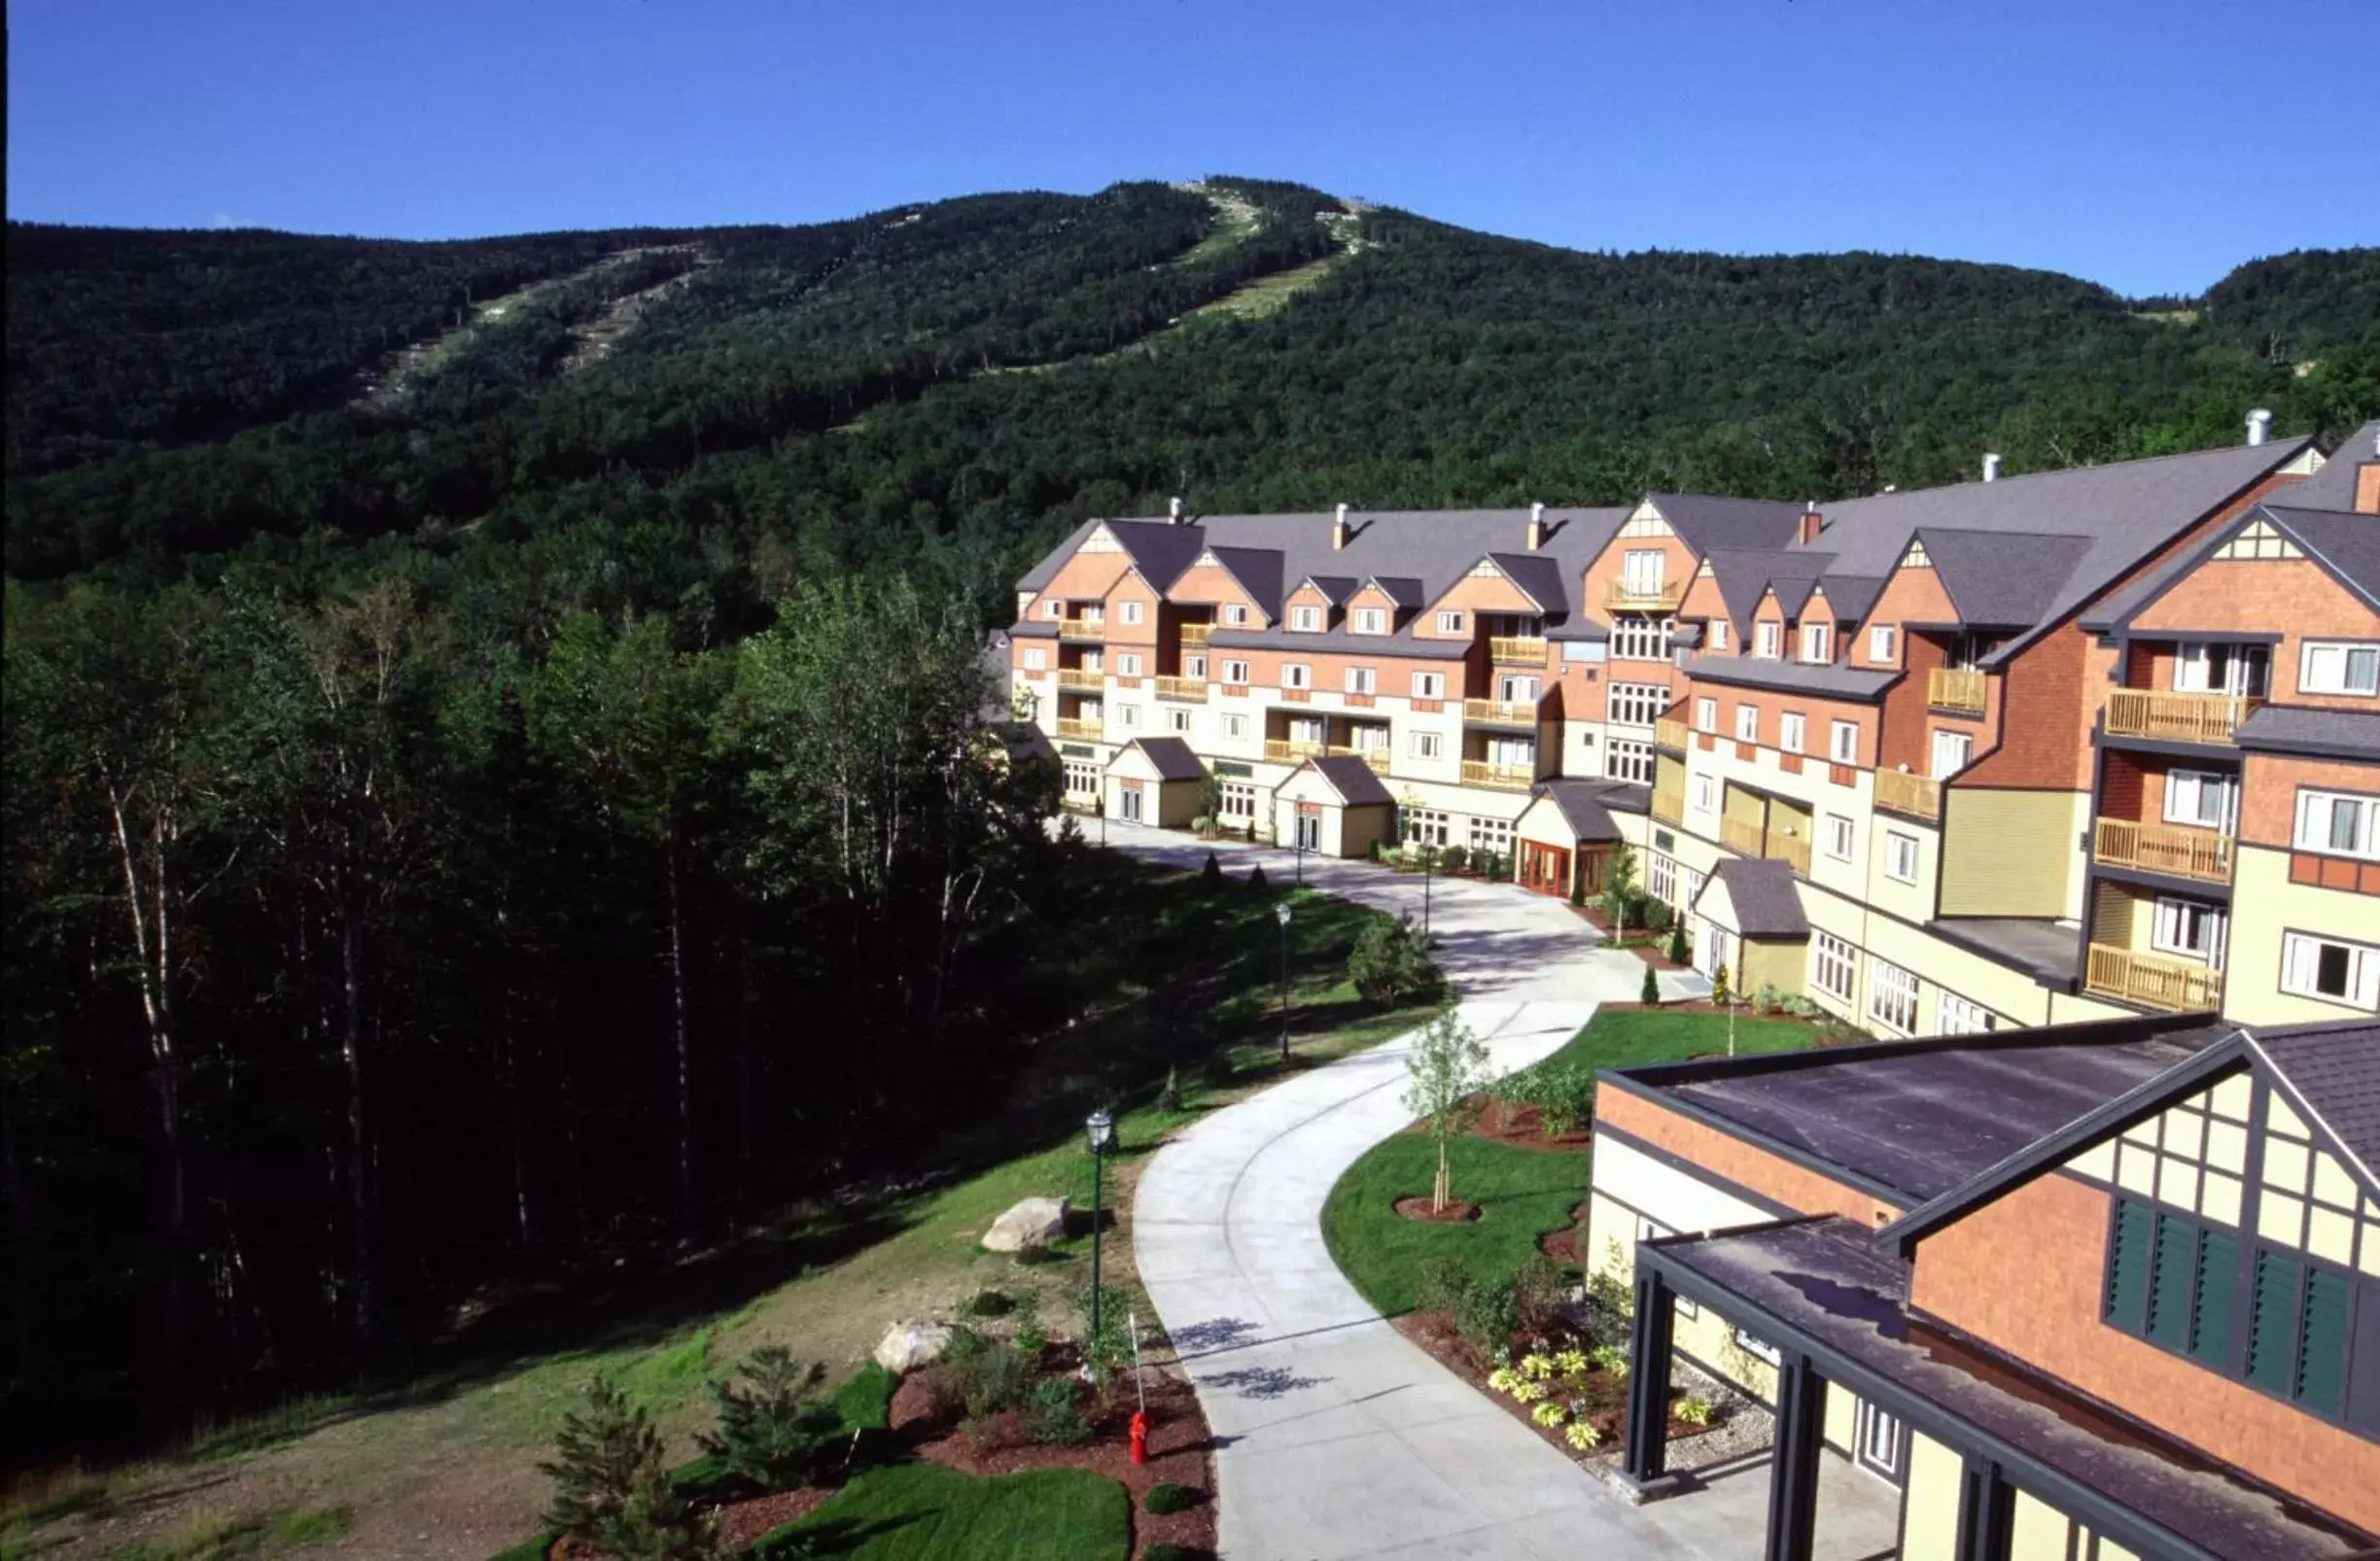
[4,177,2376,1468]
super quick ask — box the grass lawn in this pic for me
[758,1466,1128,1561]
[1321,1007,1821,1317]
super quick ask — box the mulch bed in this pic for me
[1537,1200,1590,1266]
[710,1487,836,1552]
[1393,1196,1482,1223]
[1396,1309,1715,1457]
[1471,1097,1592,1153]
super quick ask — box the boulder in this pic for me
[873,1319,953,1373]
[981,1195,1070,1253]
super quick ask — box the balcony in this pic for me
[1655,716,1691,752]
[1463,697,1541,726]
[1720,816,1766,856]
[1651,790,1685,825]
[1461,760,1534,791]
[1056,668,1103,691]
[1602,578,1685,613]
[1155,676,1208,702]
[1265,739,1326,764]
[2094,818,2233,885]
[1055,718,1102,741]
[2102,689,2258,746]
[1874,768,1942,821]
[1928,667,1987,715]
[1766,830,1812,876]
[2085,945,2223,1012]
[1058,616,1105,641]
[1327,745,1392,774]
[1178,623,1214,648]
[1490,636,1548,666]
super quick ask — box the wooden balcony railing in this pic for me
[1602,578,1685,612]
[1058,617,1104,640]
[1155,676,1208,702]
[1654,716,1691,751]
[1264,739,1326,764]
[1461,760,1535,791]
[2085,945,2223,1012]
[1651,790,1686,825]
[1928,667,1988,714]
[1490,636,1548,666]
[1874,768,1942,821]
[1463,697,1541,725]
[1055,717,1102,740]
[2095,818,2234,885]
[1766,830,1812,876]
[1326,745,1392,774]
[1056,668,1103,690]
[1720,816,1767,857]
[2103,689,2258,746]
[1178,623,1213,647]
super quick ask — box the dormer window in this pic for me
[1119,601,1143,626]
[1801,623,1831,664]
[1290,605,1322,632]
[1437,610,1465,634]
[1870,625,1897,664]
[1756,622,1782,659]
[1222,604,1250,627]
[1709,620,1730,652]
[1353,607,1386,636]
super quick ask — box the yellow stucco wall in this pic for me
[1899,1429,1963,1561]
[1737,938,1806,1000]
[1939,787,2086,919]
[2221,846,2380,1027]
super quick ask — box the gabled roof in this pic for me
[2275,418,2380,512]
[1110,736,1205,782]
[1678,651,1901,703]
[2235,705,2380,762]
[1365,574,1427,608]
[1525,778,1644,842]
[1203,545,1285,617]
[1816,572,1887,622]
[1700,858,1808,938]
[1699,548,1795,633]
[1016,517,1104,593]
[1646,493,1807,553]
[1103,519,1212,593]
[2262,504,2380,609]
[1297,573,1358,607]
[1487,551,1570,614]
[2257,1022,2380,1191]
[1914,528,2095,629]
[1297,755,1396,807]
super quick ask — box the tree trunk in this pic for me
[339,883,373,1356]
[110,794,188,1407]
[667,842,694,1241]
[1434,1139,1451,1213]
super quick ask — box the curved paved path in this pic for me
[1110,824,1719,1559]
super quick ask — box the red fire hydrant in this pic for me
[1129,1409,1149,1466]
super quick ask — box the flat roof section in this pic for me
[1930,917,2084,985]
[1647,1217,2371,1560]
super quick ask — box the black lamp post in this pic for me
[1085,1109,1117,1347]
[1274,902,1293,1061]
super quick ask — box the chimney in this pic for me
[1170,495,1184,524]
[1798,501,1823,546]
[2245,408,2272,448]
[1981,453,2002,483]
[1526,501,1546,551]
[2357,431,2380,514]
[1333,502,1349,550]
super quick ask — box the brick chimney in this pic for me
[1526,501,1546,551]
[2358,433,2380,513]
[1799,501,1823,546]
[1333,502,1349,550]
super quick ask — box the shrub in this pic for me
[1190,815,1212,837]
[1676,1396,1714,1427]
[1709,961,1732,1008]
[1454,1273,1520,1350]
[698,1345,842,1494]
[1415,1256,1472,1316]
[964,1288,1013,1318]
[1200,850,1222,883]
[1639,962,1661,1005]
[1581,1242,1636,1352]
[1143,1480,1202,1515]
[1076,1286,1137,1382]
[1569,875,1586,906]
[1143,1546,1190,1561]
[1348,913,1436,1007]
[1755,983,1779,1015]
[540,1378,705,1560]
[1437,844,1469,874]
[1025,1376,1093,1445]
[830,1362,898,1435]
[940,1327,1033,1419]
[1641,897,1672,933]
[1247,864,1269,889]
[1665,920,1688,964]
[1156,1064,1183,1112]
[1494,1058,1594,1137]
[1512,1254,1567,1336]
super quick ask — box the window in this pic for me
[1709,620,1730,652]
[1119,600,1144,626]
[1402,808,1450,847]
[2161,769,2235,830]
[1937,992,1996,1035]
[1222,604,1249,627]
[1220,781,1255,819]
[1166,707,1192,734]
[1611,617,1675,660]
[1184,654,1208,678]
[2282,933,2380,1010]
[2300,641,2380,697]
[2294,790,2377,859]
[1811,932,1857,1002]
[1083,649,1104,672]
[1647,852,1677,906]
[1045,599,1065,619]
[1692,775,1717,815]
[1682,867,1706,910]
[2152,897,2224,962]
[1409,729,1444,760]
[1755,622,1782,659]
[1023,646,1048,670]
[1867,958,1919,1033]
[1117,652,1143,676]
[1221,712,1248,739]
[1063,761,1100,799]
[1869,625,1897,664]
[1830,720,1860,764]
[1824,815,1854,861]
[1290,605,1321,632]
[1437,609,1465,635]
[1353,607,1386,635]
[1116,704,1139,730]
[1801,623,1831,664]
[2174,642,2269,697]
[1608,682,1669,727]
[1732,1329,1782,1368]
[2104,1199,2240,1366]
[1221,660,1250,686]
[1733,704,1760,743]
[1930,729,1972,780]
[1622,549,1665,597]
[1347,666,1378,695]
[1282,663,1312,690]
[1606,739,1655,784]
[1469,816,1514,855]
[1779,712,1805,754]
[1883,830,1919,884]
[1412,671,1446,700]
[1695,697,1718,732]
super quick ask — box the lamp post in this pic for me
[1085,1109,1117,1349]
[1274,902,1294,1062]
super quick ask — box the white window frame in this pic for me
[1622,550,1665,596]
[1119,600,1144,626]
[2299,641,2380,697]
[1222,604,1250,627]
[2164,769,2238,832]
[1045,599,1064,620]
[1869,625,1897,664]
[1608,682,1669,727]
[1692,775,1717,815]
[1221,659,1250,686]
[1023,646,1048,670]
[1696,697,1718,732]
[1184,653,1208,678]
[2282,932,2380,1011]
[1709,620,1731,652]
[1219,780,1256,819]
[1756,622,1782,660]
[1883,830,1920,885]
[1167,707,1193,734]
[1930,729,1973,781]
[1282,662,1312,691]
[1468,816,1514,855]
[2173,642,2268,697]
[2294,790,2378,860]
[1221,711,1249,738]
[1611,617,1676,661]
[1353,607,1386,636]
[1801,623,1831,664]
[1117,651,1143,677]
[1116,703,1139,730]
[1824,814,1854,862]
[1779,711,1805,754]
[1605,739,1656,784]
[1830,720,1860,764]
[1409,729,1444,759]
[1436,609,1465,635]
[1937,992,1996,1036]
[1867,958,1919,1034]
[1812,931,1857,1003]
[1402,807,1451,847]
[1734,703,1761,743]
[1290,605,1321,632]
[1412,671,1446,700]
[1347,666,1378,695]
[1647,852,1677,906]
[2151,896,2225,963]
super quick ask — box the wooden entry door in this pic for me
[1522,842,1571,897]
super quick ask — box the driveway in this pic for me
[1109,824,1731,1559]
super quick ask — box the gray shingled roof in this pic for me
[1528,778,1643,842]
[1300,574,1358,607]
[2276,418,2380,512]
[1490,551,1571,614]
[1648,494,1807,553]
[1105,519,1213,594]
[1304,755,1396,807]
[2253,1022,2380,1194]
[1703,857,1809,939]
[1699,548,1799,633]
[1207,624,1471,660]
[2263,504,2380,608]
[1677,651,1901,702]
[1816,572,1887,622]
[1120,736,1206,782]
[2236,705,2380,762]
[1915,529,2096,628]
[1206,545,1286,616]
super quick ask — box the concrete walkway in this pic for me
[1111,824,1746,1559]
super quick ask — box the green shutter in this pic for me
[2248,1251,2305,1396]
[2107,1199,2152,1331]
[2147,1213,2195,1349]
[2297,1269,2351,1416]
[2189,1229,2238,1367]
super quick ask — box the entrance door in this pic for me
[1698,923,1732,980]
[1930,729,1973,780]
[1294,812,1322,851]
[1118,783,1143,823]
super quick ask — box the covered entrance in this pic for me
[1270,756,1397,858]
[1511,778,1647,896]
[1520,839,1573,897]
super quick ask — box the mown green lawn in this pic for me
[757,1465,1128,1561]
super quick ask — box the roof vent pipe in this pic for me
[1170,495,1184,524]
[1527,501,1546,551]
[1981,453,2002,483]
[1333,502,1349,550]
[2246,408,2272,448]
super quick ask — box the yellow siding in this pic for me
[1821,1379,1855,1452]
[2091,881,2148,951]
[1900,1430,1964,1561]
[1939,788,2086,918]
[1739,939,1805,1000]
[2221,847,2380,1027]
[2010,1489,2075,1558]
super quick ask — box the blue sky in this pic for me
[7,0,2371,297]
